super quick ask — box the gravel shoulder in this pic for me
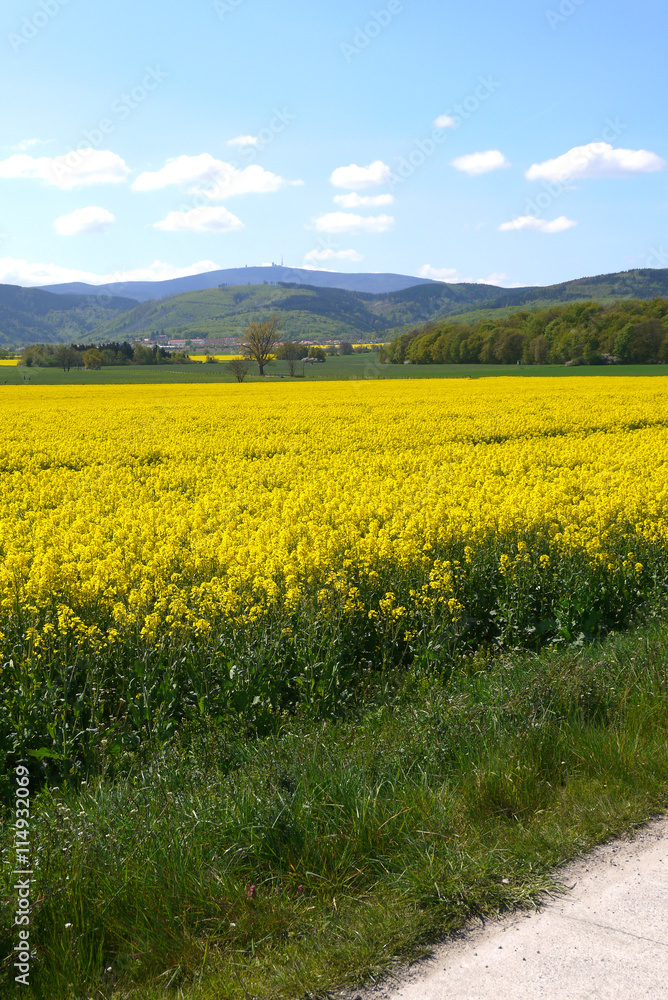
[358,815,668,1000]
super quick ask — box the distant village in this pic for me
[140,335,363,353]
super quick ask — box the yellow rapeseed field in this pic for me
[188,354,246,361]
[1,377,667,659]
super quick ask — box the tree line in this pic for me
[20,342,192,370]
[380,298,668,366]
[18,317,373,378]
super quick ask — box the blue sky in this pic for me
[0,0,666,288]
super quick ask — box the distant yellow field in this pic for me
[188,354,246,362]
[0,359,19,366]
[0,377,667,658]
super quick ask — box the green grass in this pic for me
[6,355,668,386]
[2,621,668,999]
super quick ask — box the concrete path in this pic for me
[365,816,668,1000]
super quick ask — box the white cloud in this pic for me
[417,265,466,282]
[329,160,391,190]
[0,149,130,189]
[333,192,394,208]
[314,212,394,234]
[417,264,521,287]
[498,215,577,233]
[132,154,298,199]
[153,206,244,233]
[0,257,222,287]
[433,114,457,129]
[480,272,517,286]
[450,150,510,176]
[526,142,665,183]
[11,138,48,152]
[227,135,260,148]
[53,206,115,236]
[304,248,364,263]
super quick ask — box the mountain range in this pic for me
[35,265,437,302]
[1,267,667,348]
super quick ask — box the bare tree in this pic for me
[240,315,281,375]
[226,358,253,382]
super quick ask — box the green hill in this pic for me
[383,297,668,366]
[79,268,668,346]
[3,268,668,347]
[91,283,388,342]
[380,269,668,334]
[0,284,139,347]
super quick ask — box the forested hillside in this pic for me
[65,268,668,346]
[92,283,389,342]
[3,268,668,347]
[0,284,138,346]
[382,298,668,365]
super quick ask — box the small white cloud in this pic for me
[227,135,260,148]
[0,257,223,287]
[111,260,223,282]
[526,142,665,183]
[417,264,521,287]
[153,206,244,233]
[304,248,364,263]
[333,192,394,208]
[433,114,457,129]
[451,150,510,176]
[53,206,115,236]
[133,154,297,199]
[0,149,130,189]
[480,272,515,286]
[417,265,466,282]
[329,160,391,190]
[12,138,48,152]
[498,215,577,233]
[314,212,394,234]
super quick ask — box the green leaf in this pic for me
[27,748,63,760]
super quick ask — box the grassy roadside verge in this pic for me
[3,620,667,999]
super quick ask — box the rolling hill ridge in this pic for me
[3,267,668,347]
[86,268,668,344]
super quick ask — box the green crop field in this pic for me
[5,355,668,386]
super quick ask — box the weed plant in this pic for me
[1,623,667,998]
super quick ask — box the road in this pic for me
[361,816,668,1000]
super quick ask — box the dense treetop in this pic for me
[381,299,668,366]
